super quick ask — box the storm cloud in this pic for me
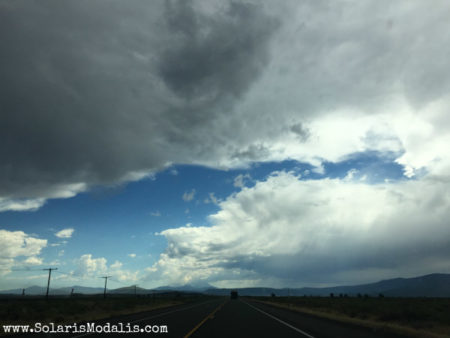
[0,0,278,208]
[1,0,450,215]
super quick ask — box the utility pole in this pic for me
[43,268,57,300]
[134,284,137,297]
[22,288,25,296]
[100,276,111,299]
[288,288,291,308]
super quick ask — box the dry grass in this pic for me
[0,296,190,335]
[255,297,450,338]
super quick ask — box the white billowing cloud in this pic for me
[227,109,403,173]
[0,230,47,273]
[0,230,47,258]
[0,184,87,212]
[0,198,46,212]
[55,228,75,239]
[121,170,155,183]
[111,268,139,283]
[128,253,136,258]
[147,172,450,287]
[74,254,107,277]
[110,261,123,269]
[390,98,450,178]
[0,229,47,275]
[23,256,43,266]
[190,0,450,176]
[109,260,139,283]
[73,255,139,283]
[182,189,196,202]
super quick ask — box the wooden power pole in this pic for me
[100,276,111,298]
[43,268,58,300]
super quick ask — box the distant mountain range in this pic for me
[1,273,449,297]
[205,273,450,297]
[0,285,104,296]
[155,282,215,292]
[110,286,150,295]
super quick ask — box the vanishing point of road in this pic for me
[61,297,405,338]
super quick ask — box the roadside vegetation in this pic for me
[255,296,450,338]
[0,293,208,334]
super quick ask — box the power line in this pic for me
[0,267,47,272]
[53,271,133,290]
[53,270,88,286]
[53,269,80,279]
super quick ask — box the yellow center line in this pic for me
[184,300,228,338]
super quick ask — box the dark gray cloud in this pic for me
[0,0,278,205]
[158,1,277,99]
[1,0,450,211]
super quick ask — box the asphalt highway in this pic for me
[26,297,406,337]
[189,299,404,338]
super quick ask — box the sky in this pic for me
[1,0,450,291]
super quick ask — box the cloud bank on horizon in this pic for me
[1,0,450,287]
[150,171,450,287]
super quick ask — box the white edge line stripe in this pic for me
[72,299,217,338]
[242,300,316,338]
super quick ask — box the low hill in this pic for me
[205,273,450,297]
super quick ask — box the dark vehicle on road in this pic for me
[230,290,238,299]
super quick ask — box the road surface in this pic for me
[27,297,406,337]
